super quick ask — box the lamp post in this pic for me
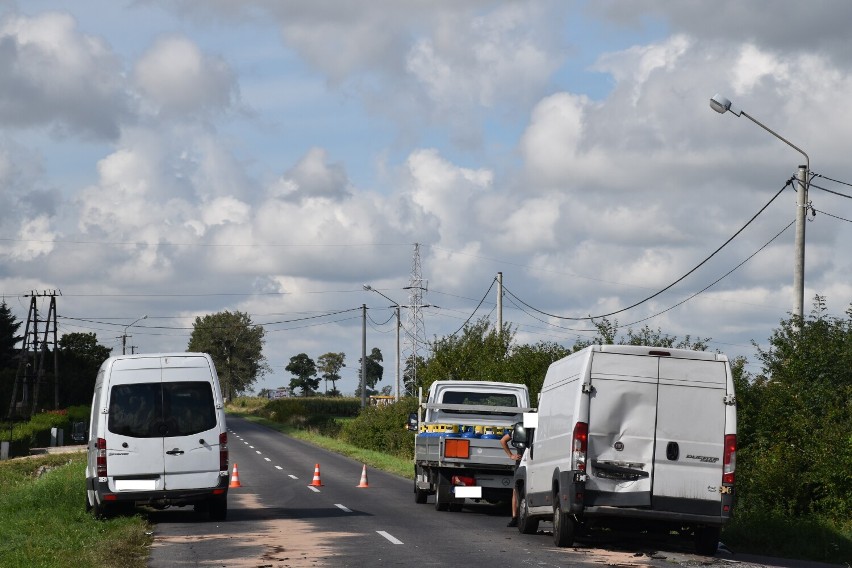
[122,315,147,355]
[710,94,809,321]
[363,285,401,402]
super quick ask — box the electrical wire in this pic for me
[503,177,794,321]
[812,172,852,189]
[812,209,852,224]
[808,181,852,200]
[448,277,497,337]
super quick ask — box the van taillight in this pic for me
[723,434,736,485]
[219,432,228,472]
[572,422,588,472]
[96,437,107,477]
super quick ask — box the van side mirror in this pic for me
[407,413,418,432]
[512,423,529,450]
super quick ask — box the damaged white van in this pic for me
[85,353,230,520]
[512,345,736,555]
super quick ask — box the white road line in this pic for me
[275,465,282,469]
[334,504,352,513]
[308,486,320,493]
[264,457,271,462]
[288,474,298,479]
[255,450,262,454]
[376,531,403,545]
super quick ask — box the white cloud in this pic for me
[0,11,128,138]
[134,35,237,115]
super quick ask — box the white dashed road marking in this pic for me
[377,531,403,545]
[334,504,352,513]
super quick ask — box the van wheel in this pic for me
[91,496,114,520]
[518,490,539,534]
[694,525,720,556]
[208,496,228,522]
[552,500,575,547]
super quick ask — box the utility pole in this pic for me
[361,304,367,409]
[794,164,808,322]
[497,272,503,336]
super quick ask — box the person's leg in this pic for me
[507,487,518,527]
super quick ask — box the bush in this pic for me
[339,397,418,459]
[253,397,361,437]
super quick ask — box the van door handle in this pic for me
[166,448,185,456]
[666,441,679,461]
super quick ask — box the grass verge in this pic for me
[0,453,151,568]
[228,411,413,480]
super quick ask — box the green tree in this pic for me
[739,296,852,522]
[317,352,346,396]
[573,317,709,351]
[286,353,318,396]
[355,347,383,398]
[58,332,112,406]
[0,301,22,370]
[187,310,270,400]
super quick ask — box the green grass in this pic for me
[228,411,414,480]
[0,453,151,568]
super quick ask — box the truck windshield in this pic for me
[108,381,216,438]
[441,391,519,415]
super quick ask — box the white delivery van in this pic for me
[85,353,230,520]
[513,345,736,556]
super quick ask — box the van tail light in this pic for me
[96,437,108,477]
[722,434,736,485]
[572,422,588,472]
[219,432,229,472]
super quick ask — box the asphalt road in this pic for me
[147,416,840,568]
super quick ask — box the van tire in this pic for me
[553,500,575,547]
[518,490,539,534]
[694,525,720,556]
[91,496,114,520]
[208,496,228,522]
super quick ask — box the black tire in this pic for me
[208,496,228,522]
[517,489,539,534]
[414,467,429,504]
[434,482,450,511]
[91,496,113,520]
[694,525,720,556]
[85,491,93,513]
[552,499,575,547]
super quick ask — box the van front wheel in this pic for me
[553,500,575,547]
[694,525,720,556]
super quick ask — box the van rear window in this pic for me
[108,382,216,438]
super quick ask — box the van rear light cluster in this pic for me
[96,437,108,477]
[572,422,588,472]
[722,434,736,485]
[219,432,229,472]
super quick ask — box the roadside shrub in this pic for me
[339,397,418,459]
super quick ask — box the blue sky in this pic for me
[2,1,851,396]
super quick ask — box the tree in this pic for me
[739,296,852,522]
[58,332,112,406]
[0,301,22,370]
[286,353,319,396]
[187,310,270,400]
[572,317,709,352]
[317,352,346,396]
[355,347,383,398]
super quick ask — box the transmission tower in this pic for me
[6,291,60,418]
[403,243,428,395]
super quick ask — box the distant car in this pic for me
[71,421,88,443]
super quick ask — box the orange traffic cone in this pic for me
[310,463,323,487]
[357,463,369,488]
[229,463,242,488]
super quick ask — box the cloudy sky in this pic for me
[2,1,851,396]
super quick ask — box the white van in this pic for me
[513,345,736,556]
[85,353,230,520]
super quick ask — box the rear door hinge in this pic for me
[723,394,736,406]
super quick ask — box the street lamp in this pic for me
[363,285,401,402]
[710,94,809,321]
[122,315,147,355]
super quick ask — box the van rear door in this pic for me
[161,356,221,491]
[586,352,658,507]
[653,357,728,513]
[105,358,166,492]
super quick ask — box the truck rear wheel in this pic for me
[414,467,429,504]
[434,482,450,511]
[553,500,575,547]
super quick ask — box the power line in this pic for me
[812,209,852,224]
[503,177,793,321]
[449,277,497,337]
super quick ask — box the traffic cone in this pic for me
[310,463,323,487]
[229,463,242,488]
[356,464,369,488]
